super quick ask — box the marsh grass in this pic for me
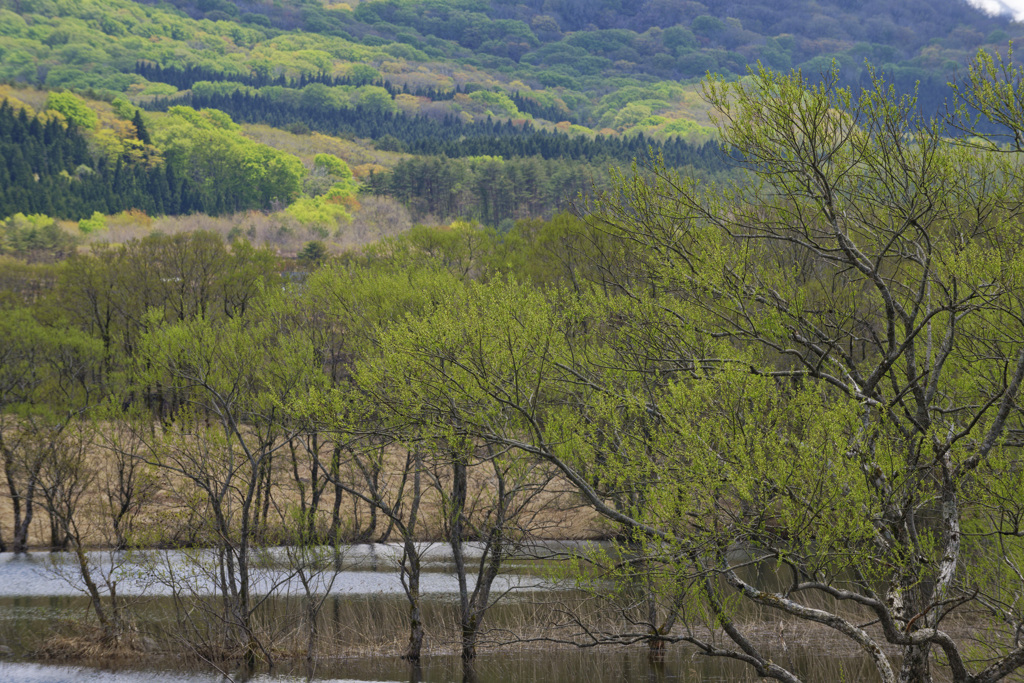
[18,590,906,682]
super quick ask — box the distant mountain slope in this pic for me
[1,0,1022,228]
[2,0,1020,137]
[134,0,1024,103]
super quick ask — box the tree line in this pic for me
[135,60,583,124]
[8,56,1024,683]
[0,92,658,230]
[137,61,436,97]
[364,154,614,225]
[0,101,201,221]
[146,89,729,170]
[0,220,589,668]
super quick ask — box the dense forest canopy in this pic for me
[8,55,1024,682]
[136,0,1021,79]
[10,0,1024,680]
[1,0,1021,130]
[1,0,1022,230]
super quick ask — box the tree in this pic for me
[361,277,578,664]
[37,418,130,645]
[136,308,325,669]
[94,406,160,551]
[131,110,151,145]
[0,309,101,554]
[297,240,328,269]
[573,64,1024,683]
[154,107,304,213]
[0,307,121,642]
[44,91,97,129]
[360,63,1024,683]
[298,262,465,662]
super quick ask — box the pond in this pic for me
[0,650,881,683]
[0,545,881,683]
[0,543,563,597]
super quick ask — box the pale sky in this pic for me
[967,0,1024,21]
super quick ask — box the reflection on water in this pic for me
[331,650,882,683]
[0,543,882,682]
[0,661,395,682]
[0,646,881,683]
[0,593,884,682]
[0,662,228,682]
[0,543,570,597]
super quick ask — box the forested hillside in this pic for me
[0,0,1021,238]
[0,100,198,220]
[9,56,1024,681]
[130,0,1024,115]
[136,0,1020,90]
[11,2,1024,680]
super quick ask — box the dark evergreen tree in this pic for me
[131,110,152,146]
[0,99,201,221]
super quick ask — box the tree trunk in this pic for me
[448,453,474,660]
[328,444,343,542]
[898,644,931,683]
[10,476,38,554]
[74,545,116,644]
[403,553,423,662]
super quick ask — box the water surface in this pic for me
[0,544,881,682]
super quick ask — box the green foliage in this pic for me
[154,106,305,211]
[10,47,1024,678]
[313,153,352,181]
[0,10,28,37]
[954,46,1024,150]
[0,213,79,258]
[110,95,137,119]
[0,0,1009,189]
[139,82,178,96]
[297,239,328,267]
[44,91,98,129]
[0,306,103,413]
[191,80,256,98]
[285,188,353,229]
[345,63,380,84]
[355,85,396,114]
[77,211,106,235]
[137,306,323,411]
[369,154,618,226]
[349,58,1024,680]
[662,26,696,52]
[467,90,519,117]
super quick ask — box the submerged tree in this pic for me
[585,63,1024,683]
[363,61,1024,683]
[136,308,324,669]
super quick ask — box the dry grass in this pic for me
[25,584,969,681]
[82,196,413,257]
[0,420,605,552]
[240,125,410,175]
[33,630,145,661]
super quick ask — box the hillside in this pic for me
[3,0,1019,133]
[0,0,1021,236]
[126,0,1024,117]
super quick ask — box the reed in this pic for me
[22,589,911,682]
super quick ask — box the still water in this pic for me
[0,651,880,683]
[0,543,560,597]
[0,545,879,683]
